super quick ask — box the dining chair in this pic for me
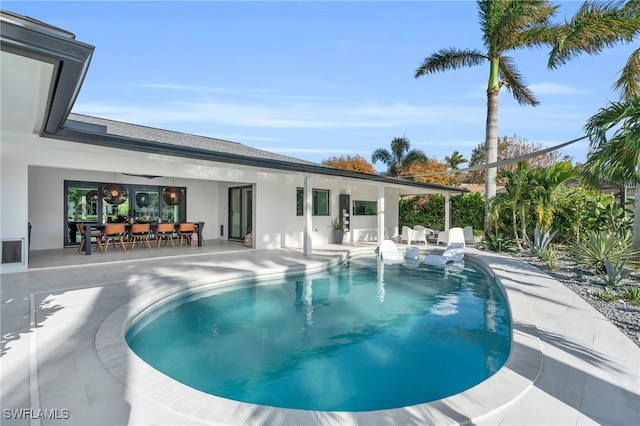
[103,224,127,252]
[178,222,195,247]
[129,223,151,250]
[76,223,104,254]
[156,223,176,249]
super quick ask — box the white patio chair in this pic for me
[436,230,448,246]
[447,227,466,248]
[379,240,404,264]
[401,226,412,244]
[412,225,429,245]
[463,226,475,246]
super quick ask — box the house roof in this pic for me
[66,113,323,168]
[1,9,466,195]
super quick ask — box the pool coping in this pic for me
[95,248,543,425]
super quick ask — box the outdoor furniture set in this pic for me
[76,221,204,255]
[401,225,476,247]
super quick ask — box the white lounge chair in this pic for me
[423,242,465,267]
[379,240,404,264]
[463,226,475,246]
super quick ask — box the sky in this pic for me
[4,1,637,172]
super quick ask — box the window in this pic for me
[353,200,377,216]
[64,180,187,246]
[296,188,330,216]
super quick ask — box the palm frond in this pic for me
[371,149,393,166]
[549,0,640,69]
[414,48,486,78]
[613,46,640,102]
[499,56,539,105]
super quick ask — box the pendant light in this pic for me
[103,183,128,205]
[162,187,183,205]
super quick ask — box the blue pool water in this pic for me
[126,255,511,412]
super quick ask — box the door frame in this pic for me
[228,185,253,242]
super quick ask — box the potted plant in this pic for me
[331,217,345,244]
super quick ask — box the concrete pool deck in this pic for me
[1,244,639,425]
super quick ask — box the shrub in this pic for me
[524,226,558,257]
[399,193,484,232]
[601,254,632,287]
[539,245,560,272]
[595,291,617,302]
[569,230,639,273]
[622,287,640,306]
[477,232,518,254]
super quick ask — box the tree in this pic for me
[583,101,640,250]
[322,155,377,174]
[549,0,640,250]
[401,158,458,186]
[490,161,535,249]
[415,0,559,234]
[467,135,560,184]
[528,161,578,233]
[371,136,429,178]
[444,150,468,170]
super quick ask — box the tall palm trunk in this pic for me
[484,60,500,234]
[634,152,640,253]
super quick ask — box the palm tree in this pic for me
[528,162,577,233]
[415,0,560,234]
[583,101,640,250]
[492,161,535,248]
[444,150,468,170]
[371,136,429,178]
[549,0,640,250]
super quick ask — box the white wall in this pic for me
[1,131,408,272]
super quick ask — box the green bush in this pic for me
[622,287,640,306]
[601,254,632,287]
[539,245,560,272]
[399,193,484,232]
[477,231,518,254]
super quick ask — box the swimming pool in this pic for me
[126,255,511,412]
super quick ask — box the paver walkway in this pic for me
[1,245,638,425]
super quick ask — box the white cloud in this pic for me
[528,82,587,95]
[74,98,485,131]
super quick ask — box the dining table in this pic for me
[82,221,204,255]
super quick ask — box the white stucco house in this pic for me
[0,10,465,273]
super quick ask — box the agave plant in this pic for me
[622,286,640,306]
[538,245,560,272]
[569,230,640,273]
[524,226,558,258]
[601,254,632,287]
[477,231,518,254]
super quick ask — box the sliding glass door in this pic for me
[228,186,252,241]
[64,180,187,246]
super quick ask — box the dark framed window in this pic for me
[353,200,377,216]
[64,180,186,246]
[296,187,330,216]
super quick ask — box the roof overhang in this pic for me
[0,10,94,135]
[1,10,465,196]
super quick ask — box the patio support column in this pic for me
[444,192,451,231]
[303,176,313,256]
[377,185,385,245]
